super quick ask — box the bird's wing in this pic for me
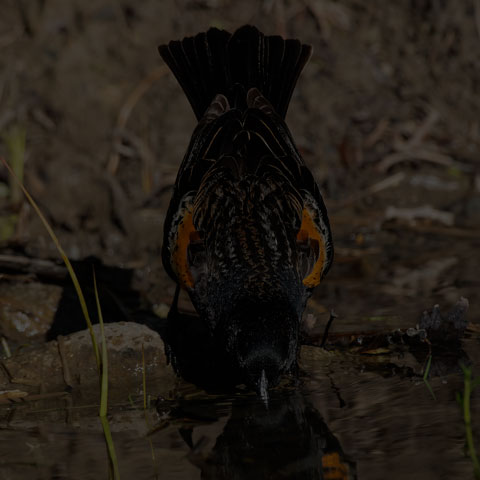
[242,92,334,287]
[161,97,240,288]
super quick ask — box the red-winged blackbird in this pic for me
[159,25,333,395]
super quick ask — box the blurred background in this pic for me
[1,0,479,336]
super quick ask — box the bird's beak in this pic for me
[259,369,269,408]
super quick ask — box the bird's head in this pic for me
[212,297,301,395]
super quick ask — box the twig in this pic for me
[0,254,67,279]
[321,310,337,348]
[364,118,390,149]
[113,129,156,194]
[330,172,406,211]
[16,391,70,402]
[107,66,168,175]
[404,109,440,150]
[10,377,40,387]
[1,337,11,358]
[378,148,459,172]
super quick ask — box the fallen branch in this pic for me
[0,254,67,279]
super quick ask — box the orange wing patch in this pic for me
[296,207,326,288]
[322,452,349,480]
[172,208,197,289]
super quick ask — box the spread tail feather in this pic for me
[158,25,312,120]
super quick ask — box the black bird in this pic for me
[159,25,333,395]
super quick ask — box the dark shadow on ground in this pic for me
[46,257,164,340]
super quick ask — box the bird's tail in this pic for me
[158,25,312,120]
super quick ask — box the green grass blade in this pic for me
[94,270,109,418]
[100,415,121,480]
[422,354,436,401]
[2,154,119,477]
[94,270,121,479]
[1,155,100,371]
[460,365,480,479]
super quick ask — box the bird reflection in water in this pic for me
[165,392,356,480]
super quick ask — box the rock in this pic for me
[0,322,177,400]
[0,281,62,343]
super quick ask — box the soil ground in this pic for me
[1,0,480,326]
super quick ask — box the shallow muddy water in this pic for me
[1,328,479,480]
